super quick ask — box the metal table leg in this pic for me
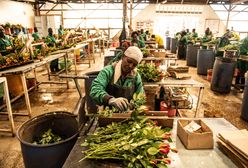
[20,73,32,117]
[64,53,69,89]
[195,87,204,118]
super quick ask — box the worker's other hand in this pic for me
[108,97,129,112]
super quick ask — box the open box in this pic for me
[153,51,166,57]
[177,119,213,149]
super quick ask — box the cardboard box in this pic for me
[177,119,213,149]
[153,51,166,57]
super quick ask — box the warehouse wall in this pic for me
[0,0,34,28]
[133,4,225,38]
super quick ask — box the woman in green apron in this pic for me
[90,46,144,112]
[46,28,60,72]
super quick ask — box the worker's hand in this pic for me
[6,46,12,50]
[108,97,129,112]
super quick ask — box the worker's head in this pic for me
[48,28,53,35]
[205,27,210,34]
[151,34,155,39]
[34,27,38,33]
[192,28,196,32]
[131,31,139,39]
[121,46,143,74]
[121,41,132,51]
[181,31,187,36]
[0,26,5,38]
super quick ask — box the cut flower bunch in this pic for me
[80,110,177,167]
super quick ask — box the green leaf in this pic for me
[157,163,168,168]
[123,144,131,150]
[136,155,143,159]
[147,147,158,155]
[143,129,148,135]
[137,139,149,146]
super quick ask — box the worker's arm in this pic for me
[90,65,114,105]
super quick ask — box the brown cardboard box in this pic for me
[177,119,214,149]
[153,51,166,57]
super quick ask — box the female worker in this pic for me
[46,28,60,72]
[131,31,145,48]
[0,26,13,56]
[32,27,40,41]
[90,46,144,112]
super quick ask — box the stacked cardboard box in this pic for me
[217,130,248,168]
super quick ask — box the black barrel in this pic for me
[241,75,248,120]
[165,37,171,50]
[197,49,215,75]
[170,38,177,54]
[85,71,100,113]
[211,57,236,93]
[17,112,78,168]
[186,45,199,67]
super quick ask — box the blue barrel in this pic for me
[211,57,236,93]
[186,45,200,67]
[165,37,171,50]
[197,49,215,75]
[170,38,177,54]
[241,74,248,121]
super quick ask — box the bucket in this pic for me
[186,45,199,67]
[84,71,100,113]
[17,112,78,168]
[241,74,248,121]
[207,69,213,82]
[197,49,215,75]
[210,57,236,93]
[170,38,177,54]
[165,37,171,50]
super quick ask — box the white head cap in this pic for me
[124,46,143,63]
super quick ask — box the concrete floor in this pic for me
[0,51,247,168]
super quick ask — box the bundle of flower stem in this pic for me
[80,114,177,168]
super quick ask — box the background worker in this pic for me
[32,27,40,41]
[151,34,164,48]
[177,31,187,60]
[58,25,64,38]
[131,31,145,48]
[0,26,13,56]
[202,27,213,43]
[46,28,60,72]
[90,46,144,112]
[108,40,132,65]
